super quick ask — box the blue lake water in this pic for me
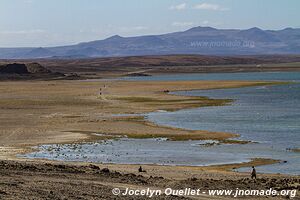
[122,72,300,82]
[147,83,300,175]
[23,72,300,175]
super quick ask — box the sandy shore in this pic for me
[0,79,298,199]
[0,79,286,164]
[0,79,278,148]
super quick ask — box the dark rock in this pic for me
[0,62,53,75]
[0,190,8,195]
[89,164,100,170]
[190,177,198,181]
[100,168,110,173]
[0,63,29,74]
[56,164,66,169]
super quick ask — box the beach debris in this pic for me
[198,141,219,147]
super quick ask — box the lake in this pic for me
[23,72,300,175]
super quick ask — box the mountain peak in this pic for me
[186,26,217,32]
[105,35,123,40]
[239,27,266,35]
[24,47,53,58]
[281,27,295,31]
[245,27,264,32]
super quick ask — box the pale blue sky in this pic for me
[0,0,299,47]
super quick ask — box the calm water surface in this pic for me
[122,71,300,81]
[147,83,300,174]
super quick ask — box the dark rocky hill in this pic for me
[0,63,29,74]
[0,62,66,80]
[0,63,51,74]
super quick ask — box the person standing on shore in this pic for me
[251,166,257,180]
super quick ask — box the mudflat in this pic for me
[0,80,277,152]
[0,79,299,199]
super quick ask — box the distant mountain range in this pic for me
[0,27,300,59]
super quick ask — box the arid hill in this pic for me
[0,62,65,80]
[0,63,51,74]
[26,62,51,74]
[0,63,30,74]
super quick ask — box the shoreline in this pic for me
[0,78,299,199]
[3,156,284,178]
[0,79,292,177]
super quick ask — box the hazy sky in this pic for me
[0,0,299,47]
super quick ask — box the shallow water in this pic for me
[25,139,252,166]
[23,72,300,175]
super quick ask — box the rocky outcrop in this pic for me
[26,63,51,74]
[0,63,29,74]
[0,63,51,74]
